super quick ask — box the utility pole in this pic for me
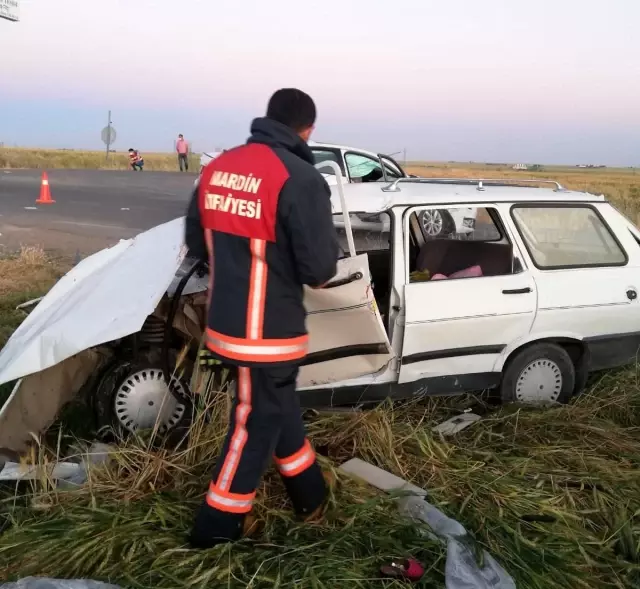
[106,111,112,161]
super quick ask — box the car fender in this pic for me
[0,218,187,387]
[492,330,586,372]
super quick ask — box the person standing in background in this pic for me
[176,134,189,172]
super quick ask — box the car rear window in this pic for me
[511,205,627,269]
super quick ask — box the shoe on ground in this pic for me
[303,470,336,523]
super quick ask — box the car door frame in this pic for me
[394,201,538,387]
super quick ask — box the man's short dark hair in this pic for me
[266,88,316,132]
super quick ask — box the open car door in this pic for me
[297,163,393,388]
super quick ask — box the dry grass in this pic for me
[0,246,67,337]
[1,364,640,588]
[0,147,200,172]
[406,162,640,224]
[0,247,69,403]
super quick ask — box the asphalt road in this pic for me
[0,170,196,255]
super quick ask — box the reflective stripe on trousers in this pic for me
[275,439,316,478]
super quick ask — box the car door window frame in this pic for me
[344,151,387,182]
[509,203,629,270]
[379,155,404,179]
[403,203,522,284]
[311,148,346,176]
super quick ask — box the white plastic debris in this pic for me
[0,579,122,589]
[15,297,44,312]
[432,412,482,436]
[0,443,113,486]
[340,458,516,589]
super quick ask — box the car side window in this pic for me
[407,206,518,283]
[511,205,627,269]
[312,149,342,176]
[345,153,385,183]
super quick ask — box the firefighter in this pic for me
[185,88,339,548]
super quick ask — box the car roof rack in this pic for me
[382,177,566,193]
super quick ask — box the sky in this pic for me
[1,0,640,165]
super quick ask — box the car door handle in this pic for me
[502,287,532,295]
[323,271,363,289]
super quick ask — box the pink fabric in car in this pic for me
[430,265,483,281]
[449,265,483,279]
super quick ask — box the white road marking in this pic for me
[54,220,130,230]
[24,207,37,210]
[120,207,130,211]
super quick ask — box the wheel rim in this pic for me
[421,210,443,236]
[515,359,563,403]
[114,368,187,434]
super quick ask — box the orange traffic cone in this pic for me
[36,171,55,204]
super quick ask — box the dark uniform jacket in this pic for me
[185,117,339,366]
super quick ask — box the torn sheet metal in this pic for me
[0,218,186,387]
[340,458,516,589]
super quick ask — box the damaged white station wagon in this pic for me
[1,169,639,452]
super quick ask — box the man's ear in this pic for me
[298,125,314,143]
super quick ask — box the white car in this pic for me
[1,173,639,450]
[199,150,224,172]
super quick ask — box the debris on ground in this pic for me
[340,458,516,589]
[0,579,122,589]
[432,411,482,435]
[0,443,112,486]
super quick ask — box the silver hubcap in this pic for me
[114,368,187,434]
[422,210,444,236]
[515,359,563,403]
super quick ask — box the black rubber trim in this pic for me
[402,344,505,365]
[323,272,363,289]
[502,287,532,294]
[301,343,389,367]
[163,259,202,386]
[298,371,501,408]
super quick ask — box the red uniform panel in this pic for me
[198,144,289,243]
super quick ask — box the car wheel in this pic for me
[94,355,193,440]
[500,343,575,405]
[420,209,454,239]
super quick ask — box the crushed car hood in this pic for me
[0,218,187,386]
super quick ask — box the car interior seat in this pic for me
[416,239,513,278]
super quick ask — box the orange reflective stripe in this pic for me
[207,483,255,501]
[206,483,254,513]
[205,228,214,310]
[247,238,267,340]
[215,366,252,493]
[275,439,316,478]
[205,329,308,363]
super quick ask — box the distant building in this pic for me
[512,163,529,171]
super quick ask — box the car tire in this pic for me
[420,209,455,239]
[500,343,575,405]
[93,355,193,441]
